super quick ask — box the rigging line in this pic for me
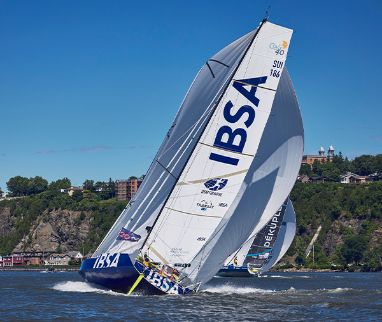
[157,49,240,160]
[139,20,266,259]
[156,159,177,180]
[157,106,214,163]
[208,59,230,68]
[129,105,211,231]
[130,109,211,231]
[206,62,215,78]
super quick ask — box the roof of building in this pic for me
[303,155,327,158]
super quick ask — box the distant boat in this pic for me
[218,198,296,277]
[79,18,300,295]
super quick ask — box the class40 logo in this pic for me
[269,41,288,55]
[204,178,228,191]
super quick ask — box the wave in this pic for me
[52,281,129,296]
[326,287,353,293]
[261,274,310,279]
[201,285,275,294]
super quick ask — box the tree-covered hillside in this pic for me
[287,182,382,271]
[0,153,381,271]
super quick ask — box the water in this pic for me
[0,271,381,321]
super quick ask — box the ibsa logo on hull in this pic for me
[93,253,120,269]
[209,76,267,166]
[144,268,189,295]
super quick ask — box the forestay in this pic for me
[139,20,293,290]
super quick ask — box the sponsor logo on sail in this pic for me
[269,41,288,55]
[116,227,141,242]
[208,76,267,166]
[197,200,214,211]
[204,178,228,191]
[263,211,282,247]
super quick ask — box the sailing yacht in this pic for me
[79,18,302,295]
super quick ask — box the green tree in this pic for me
[108,178,115,198]
[72,190,83,202]
[7,176,30,196]
[299,164,312,176]
[340,235,367,265]
[28,176,48,195]
[49,178,71,191]
[353,155,376,175]
[83,180,95,191]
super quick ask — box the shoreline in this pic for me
[0,266,79,272]
[1,267,380,273]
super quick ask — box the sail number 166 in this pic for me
[270,60,284,78]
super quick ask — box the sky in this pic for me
[0,0,381,190]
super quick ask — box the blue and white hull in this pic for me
[217,266,252,277]
[79,254,163,295]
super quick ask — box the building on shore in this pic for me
[340,172,369,184]
[60,186,83,196]
[115,177,143,201]
[44,251,83,266]
[45,254,71,266]
[302,146,335,166]
[0,254,24,267]
[0,251,83,267]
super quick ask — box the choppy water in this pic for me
[0,271,381,321]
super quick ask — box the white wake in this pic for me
[52,281,128,296]
[201,284,275,294]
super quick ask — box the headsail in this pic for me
[136,20,295,293]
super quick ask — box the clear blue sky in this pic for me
[1,0,381,190]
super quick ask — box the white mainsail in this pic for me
[138,20,294,290]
